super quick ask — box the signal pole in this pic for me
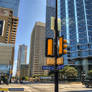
[54,0,59,92]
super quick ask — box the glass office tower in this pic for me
[0,0,20,16]
[60,0,92,74]
[46,0,56,38]
[46,0,92,74]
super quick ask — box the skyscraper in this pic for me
[46,0,55,38]
[46,0,92,74]
[0,0,20,44]
[29,22,46,76]
[17,45,27,77]
[0,0,20,17]
[0,0,20,77]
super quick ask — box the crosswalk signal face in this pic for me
[59,37,67,56]
[46,38,53,57]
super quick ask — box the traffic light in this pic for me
[59,37,67,56]
[46,38,53,57]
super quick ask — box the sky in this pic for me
[13,0,46,76]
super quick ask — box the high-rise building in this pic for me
[17,45,27,77]
[46,0,92,74]
[0,0,20,76]
[0,0,19,44]
[0,43,14,73]
[20,64,29,78]
[0,7,19,44]
[0,0,20,17]
[46,0,55,38]
[29,22,46,76]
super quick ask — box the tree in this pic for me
[88,70,92,78]
[22,76,25,80]
[65,67,78,79]
[25,76,29,81]
[59,66,78,80]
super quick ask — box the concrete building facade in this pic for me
[0,0,20,76]
[0,43,14,73]
[29,22,46,76]
[0,7,19,44]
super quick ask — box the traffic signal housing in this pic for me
[46,38,53,57]
[59,37,67,56]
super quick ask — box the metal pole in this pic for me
[54,0,59,92]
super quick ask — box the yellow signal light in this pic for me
[63,50,67,54]
[47,39,53,56]
[63,44,68,48]
[63,39,67,43]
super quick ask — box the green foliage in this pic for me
[22,76,25,80]
[48,70,54,76]
[32,74,48,78]
[59,66,78,79]
[25,76,29,81]
[88,70,92,77]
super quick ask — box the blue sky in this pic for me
[13,0,46,76]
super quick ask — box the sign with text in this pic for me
[42,65,64,70]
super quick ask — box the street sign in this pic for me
[42,65,64,70]
[42,66,54,70]
[57,65,64,70]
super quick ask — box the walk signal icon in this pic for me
[46,57,63,65]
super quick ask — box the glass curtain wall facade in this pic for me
[60,0,92,72]
[0,0,20,16]
[46,0,56,38]
[46,0,92,72]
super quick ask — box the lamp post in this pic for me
[54,0,59,92]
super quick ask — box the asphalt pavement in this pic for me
[0,82,92,92]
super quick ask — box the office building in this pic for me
[17,45,27,77]
[0,0,20,76]
[46,0,56,38]
[0,7,19,44]
[46,0,92,74]
[0,43,14,73]
[20,64,29,78]
[29,22,46,76]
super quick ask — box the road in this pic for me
[0,82,92,92]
